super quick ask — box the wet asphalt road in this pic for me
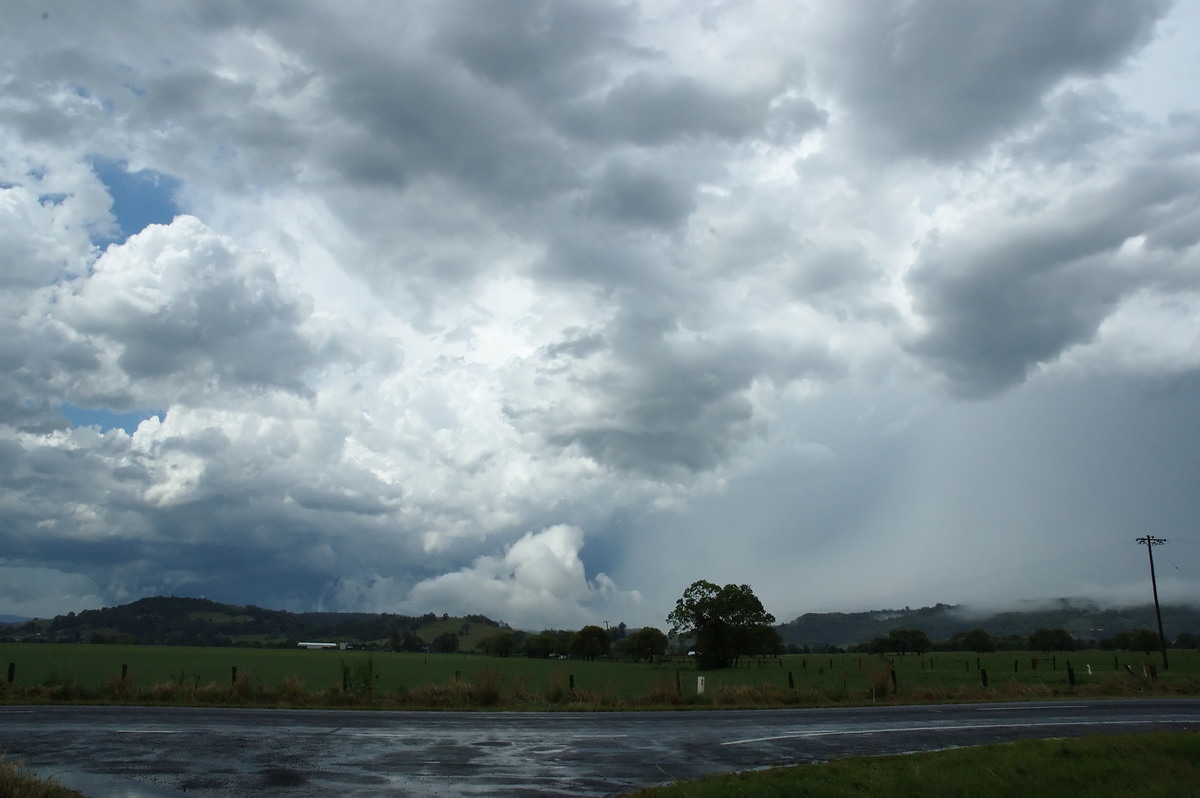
[3,699,1199,796]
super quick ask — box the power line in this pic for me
[1167,558,1200,592]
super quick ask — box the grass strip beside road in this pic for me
[624,731,1200,797]
[0,757,84,798]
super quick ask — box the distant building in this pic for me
[298,642,340,650]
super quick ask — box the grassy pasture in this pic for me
[626,731,1200,797]
[2,644,1198,708]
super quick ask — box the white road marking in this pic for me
[722,718,1192,746]
[978,704,1087,711]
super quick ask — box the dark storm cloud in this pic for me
[789,241,898,322]
[287,484,390,516]
[587,161,695,229]
[538,321,840,475]
[536,229,669,288]
[906,161,1200,396]
[0,414,422,611]
[0,47,116,143]
[434,0,636,101]
[322,49,578,203]
[820,0,1170,159]
[543,331,607,362]
[138,70,255,117]
[0,306,116,431]
[557,72,784,145]
[1005,86,1132,166]
[0,434,151,555]
[110,286,314,391]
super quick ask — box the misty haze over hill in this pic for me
[5,595,1199,652]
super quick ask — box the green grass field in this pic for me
[2,644,1198,708]
[624,731,1200,797]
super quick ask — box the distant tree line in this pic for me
[10,594,1200,665]
[467,624,672,662]
[846,626,1193,655]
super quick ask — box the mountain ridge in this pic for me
[778,598,1200,650]
[4,595,1198,650]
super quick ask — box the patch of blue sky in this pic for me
[62,403,162,434]
[88,156,182,245]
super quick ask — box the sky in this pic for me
[2,1,1199,632]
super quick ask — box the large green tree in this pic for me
[1027,627,1076,652]
[621,626,669,662]
[951,628,995,653]
[866,628,931,655]
[569,625,611,660]
[667,580,776,669]
[1129,628,1161,655]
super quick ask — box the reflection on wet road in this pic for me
[3,700,1198,796]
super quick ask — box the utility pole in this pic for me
[1136,536,1169,671]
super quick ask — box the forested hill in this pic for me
[8,595,1200,651]
[0,596,508,648]
[778,600,1200,650]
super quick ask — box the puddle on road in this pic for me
[43,767,190,798]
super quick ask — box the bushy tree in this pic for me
[523,629,573,658]
[867,628,930,655]
[430,631,459,654]
[1175,632,1200,649]
[667,580,776,669]
[1027,628,1076,652]
[569,625,611,660]
[1129,628,1161,655]
[392,630,426,652]
[951,628,995,653]
[478,631,518,657]
[743,625,786,657]
[621,626,669,662]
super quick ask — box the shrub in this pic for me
[543,670,567,704]
[639,677,683,706]
[280,675,307,705]
[865,662,893,700]
[104,673,136,701]
[226,671,254,702]
[471,668,504,707]
[341,656,379,697]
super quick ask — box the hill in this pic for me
[6,595,1200,652]
[778,599,1200,650]
[0,596,508,650]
